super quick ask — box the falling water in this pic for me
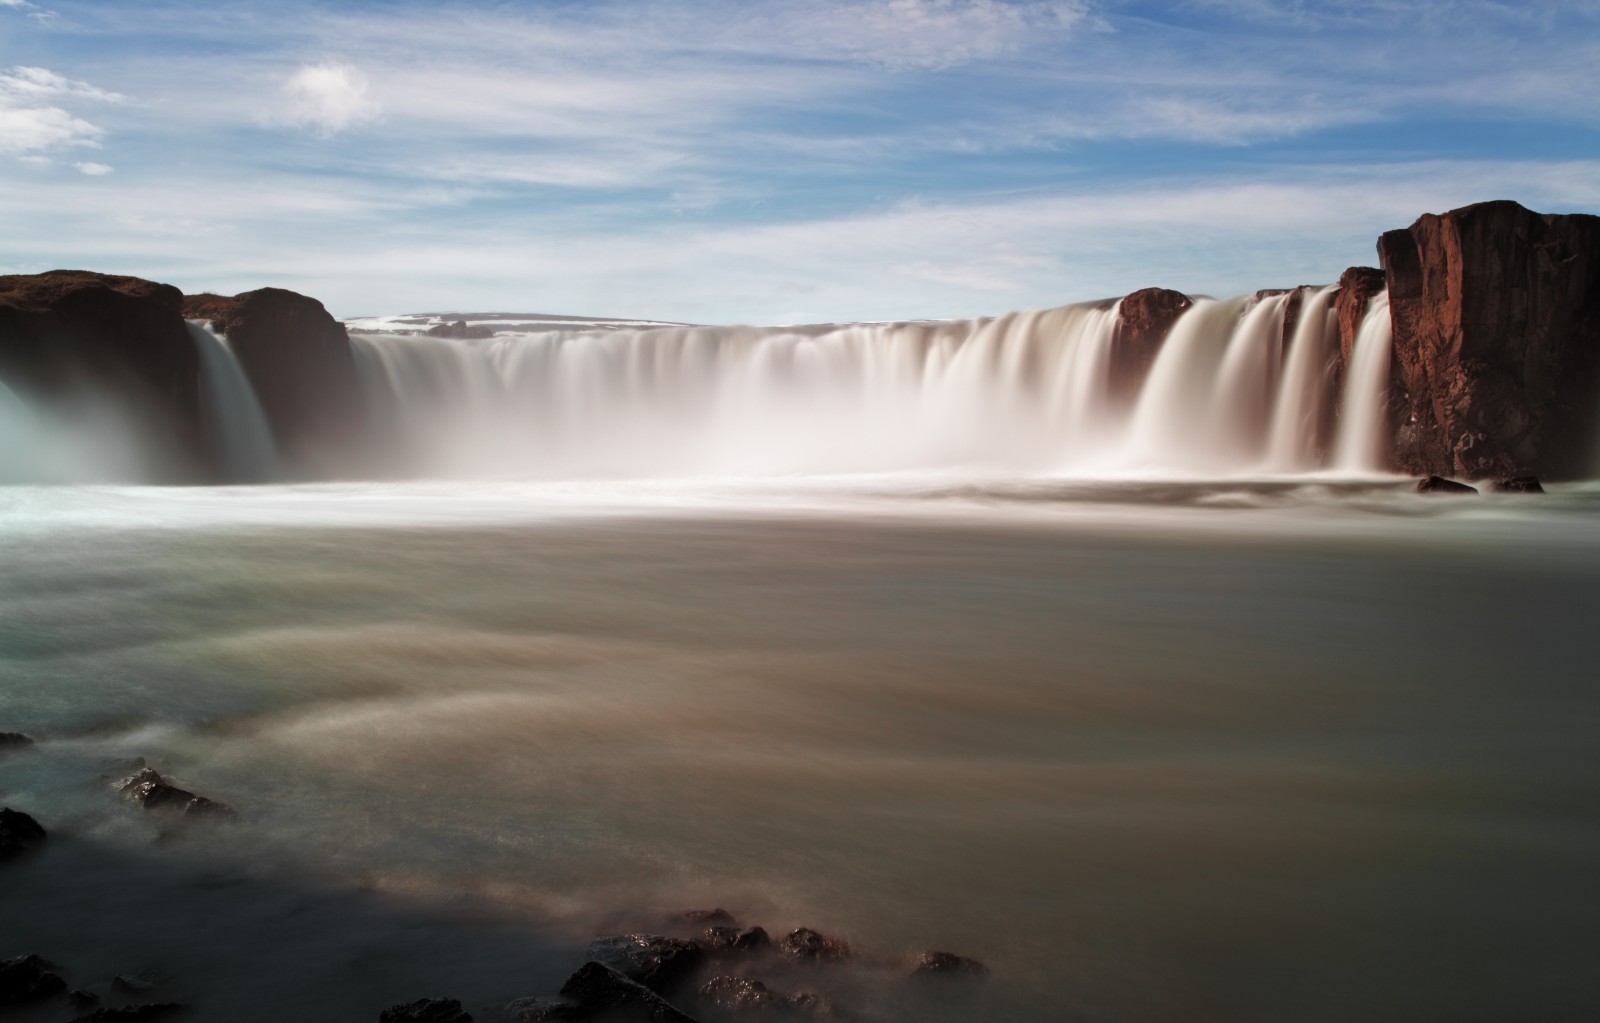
[1264,285,1340,471]
[188,321,281,483]
[1333,291,1394,472]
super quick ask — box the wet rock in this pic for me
[682,908,737,928]
[698,976,776,1012]
[112,970,170,995]
[909,950,988,979]
[376,997,473,1022]
[70,1004,189,1022]
[1379,200,1600,480]
[701,926,770,954]
[505,996,590,1022]
[0,271,205,480]
[1111,288,1192,405]
[777,928,850,964]
[0,807,47,860]
[0,731,34,750]
[183,287,366,478]
[777,991,833,1015]
[587,934,703,994]
[1491,474,1545,493]
[1416,475,1478,495]
[117,769,232,817]
[68,989,101,1010]
[559,961,699,1023]
[0,953,67,1004]
[1335,267,1388,366]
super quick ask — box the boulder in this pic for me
[0,271,204,479]
[1379,200,1600,480]
[0,806,47,860]
[586,934,703,994]
[909,949,988,979]
[1110,288,1192,404]
[0,953,67,1004]
[558,961,700,1023]
[1416,475,1478,495]
[697,976,776,1012]
[701,926,770,954]
[183,288,366,478]
[117,768,233,817]
[376,998,473,1022]
[777,928,850,963]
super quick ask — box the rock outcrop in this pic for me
[183,288,365,478]
[1379,200,1600,480]
[0,271,203,479]
[0,806,47,860]
[1110,288,1192,405]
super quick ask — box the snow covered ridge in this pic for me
[344,312,690,336]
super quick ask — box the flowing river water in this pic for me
[3,477,1598,1022]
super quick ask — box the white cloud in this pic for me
[274,62,380,137]
[75,160,112,175]
[0,66,123,157]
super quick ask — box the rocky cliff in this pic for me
[1379,200,1600,480]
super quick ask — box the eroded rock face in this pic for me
[0,271,203,479]
[1111,288,1192,405]
[1379,200,1600,480]
[183,288,365,478]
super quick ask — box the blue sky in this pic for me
[1,0,1597,323]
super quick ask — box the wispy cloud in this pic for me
[0,67,124,157]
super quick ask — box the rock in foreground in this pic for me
[0,954,67,1004]
[0,807,47,860]
[377,997,473,1022]
[559,961,699,1023]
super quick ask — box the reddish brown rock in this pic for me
[1110,288,1192,404]
[183,288,365,478]
[0,271,204,478]
[1335,267,1387,367]
[777,928,850,963]
[1379,200,1600,480]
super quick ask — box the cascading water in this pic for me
[188,321,280,483]
[1333,292,1394,472]
[341,290,1377,480]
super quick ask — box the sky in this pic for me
[1,0,1597,323]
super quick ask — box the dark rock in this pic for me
[682,908,737,928]
[0,953,67,1004]
[698,976,775,1012]
[777,991,832,1015]
[558,961,699,1023]
[0,271,204,480]
[117,769,232,817]
[68,989,101,1010]
[909,950,988,979]
[505,996,590,1022]
[376,997,473,1022]
[111,970,170,995]
[70,1005,188,1022]
[0,731,34,749]
[586,934,703,994]
[1111,288,1192,404]
[1416,475,1478,495]
[426,320,496,340]
[777,928,850,963]
[1379,200,1600,480]
[0,806,47,860]
[1491,474,1545,493]
[183,287,366,478]
[1335,267,1388,367]
[701,926,770,954]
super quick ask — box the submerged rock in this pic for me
[0,953,67,1004]
[376,997,473,1022]
[0,731,34,750]
[1416,475,1478,495]
[69,1005,189,1022]
[559,961,699,1023]
[586,934,703,994]
[681,908,737,928]
[777,928,850,963]
[0,807,47,860]
[698,976,776,1012]
[1491,475,1545,493]
[701,926,770,954]
[116,768,233,817]
[909,950,988,979]
[505,996,590,1022]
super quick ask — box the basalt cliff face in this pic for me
[1378,201,1600,480]
[183,288,366,478]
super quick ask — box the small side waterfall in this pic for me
[1264,285,1340,471]
[1334,291,1394,472]
[188,321,280,483]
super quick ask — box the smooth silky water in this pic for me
[2,479,1598,1022]
[2,291,1597,1021]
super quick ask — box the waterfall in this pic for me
[188,321,281,483]
[1333,292,1394,472]
[1264,285,1340,471]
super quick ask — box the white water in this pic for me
[188,321,281,483]
[347,291,1363,480]
[1334,292,1396,472]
